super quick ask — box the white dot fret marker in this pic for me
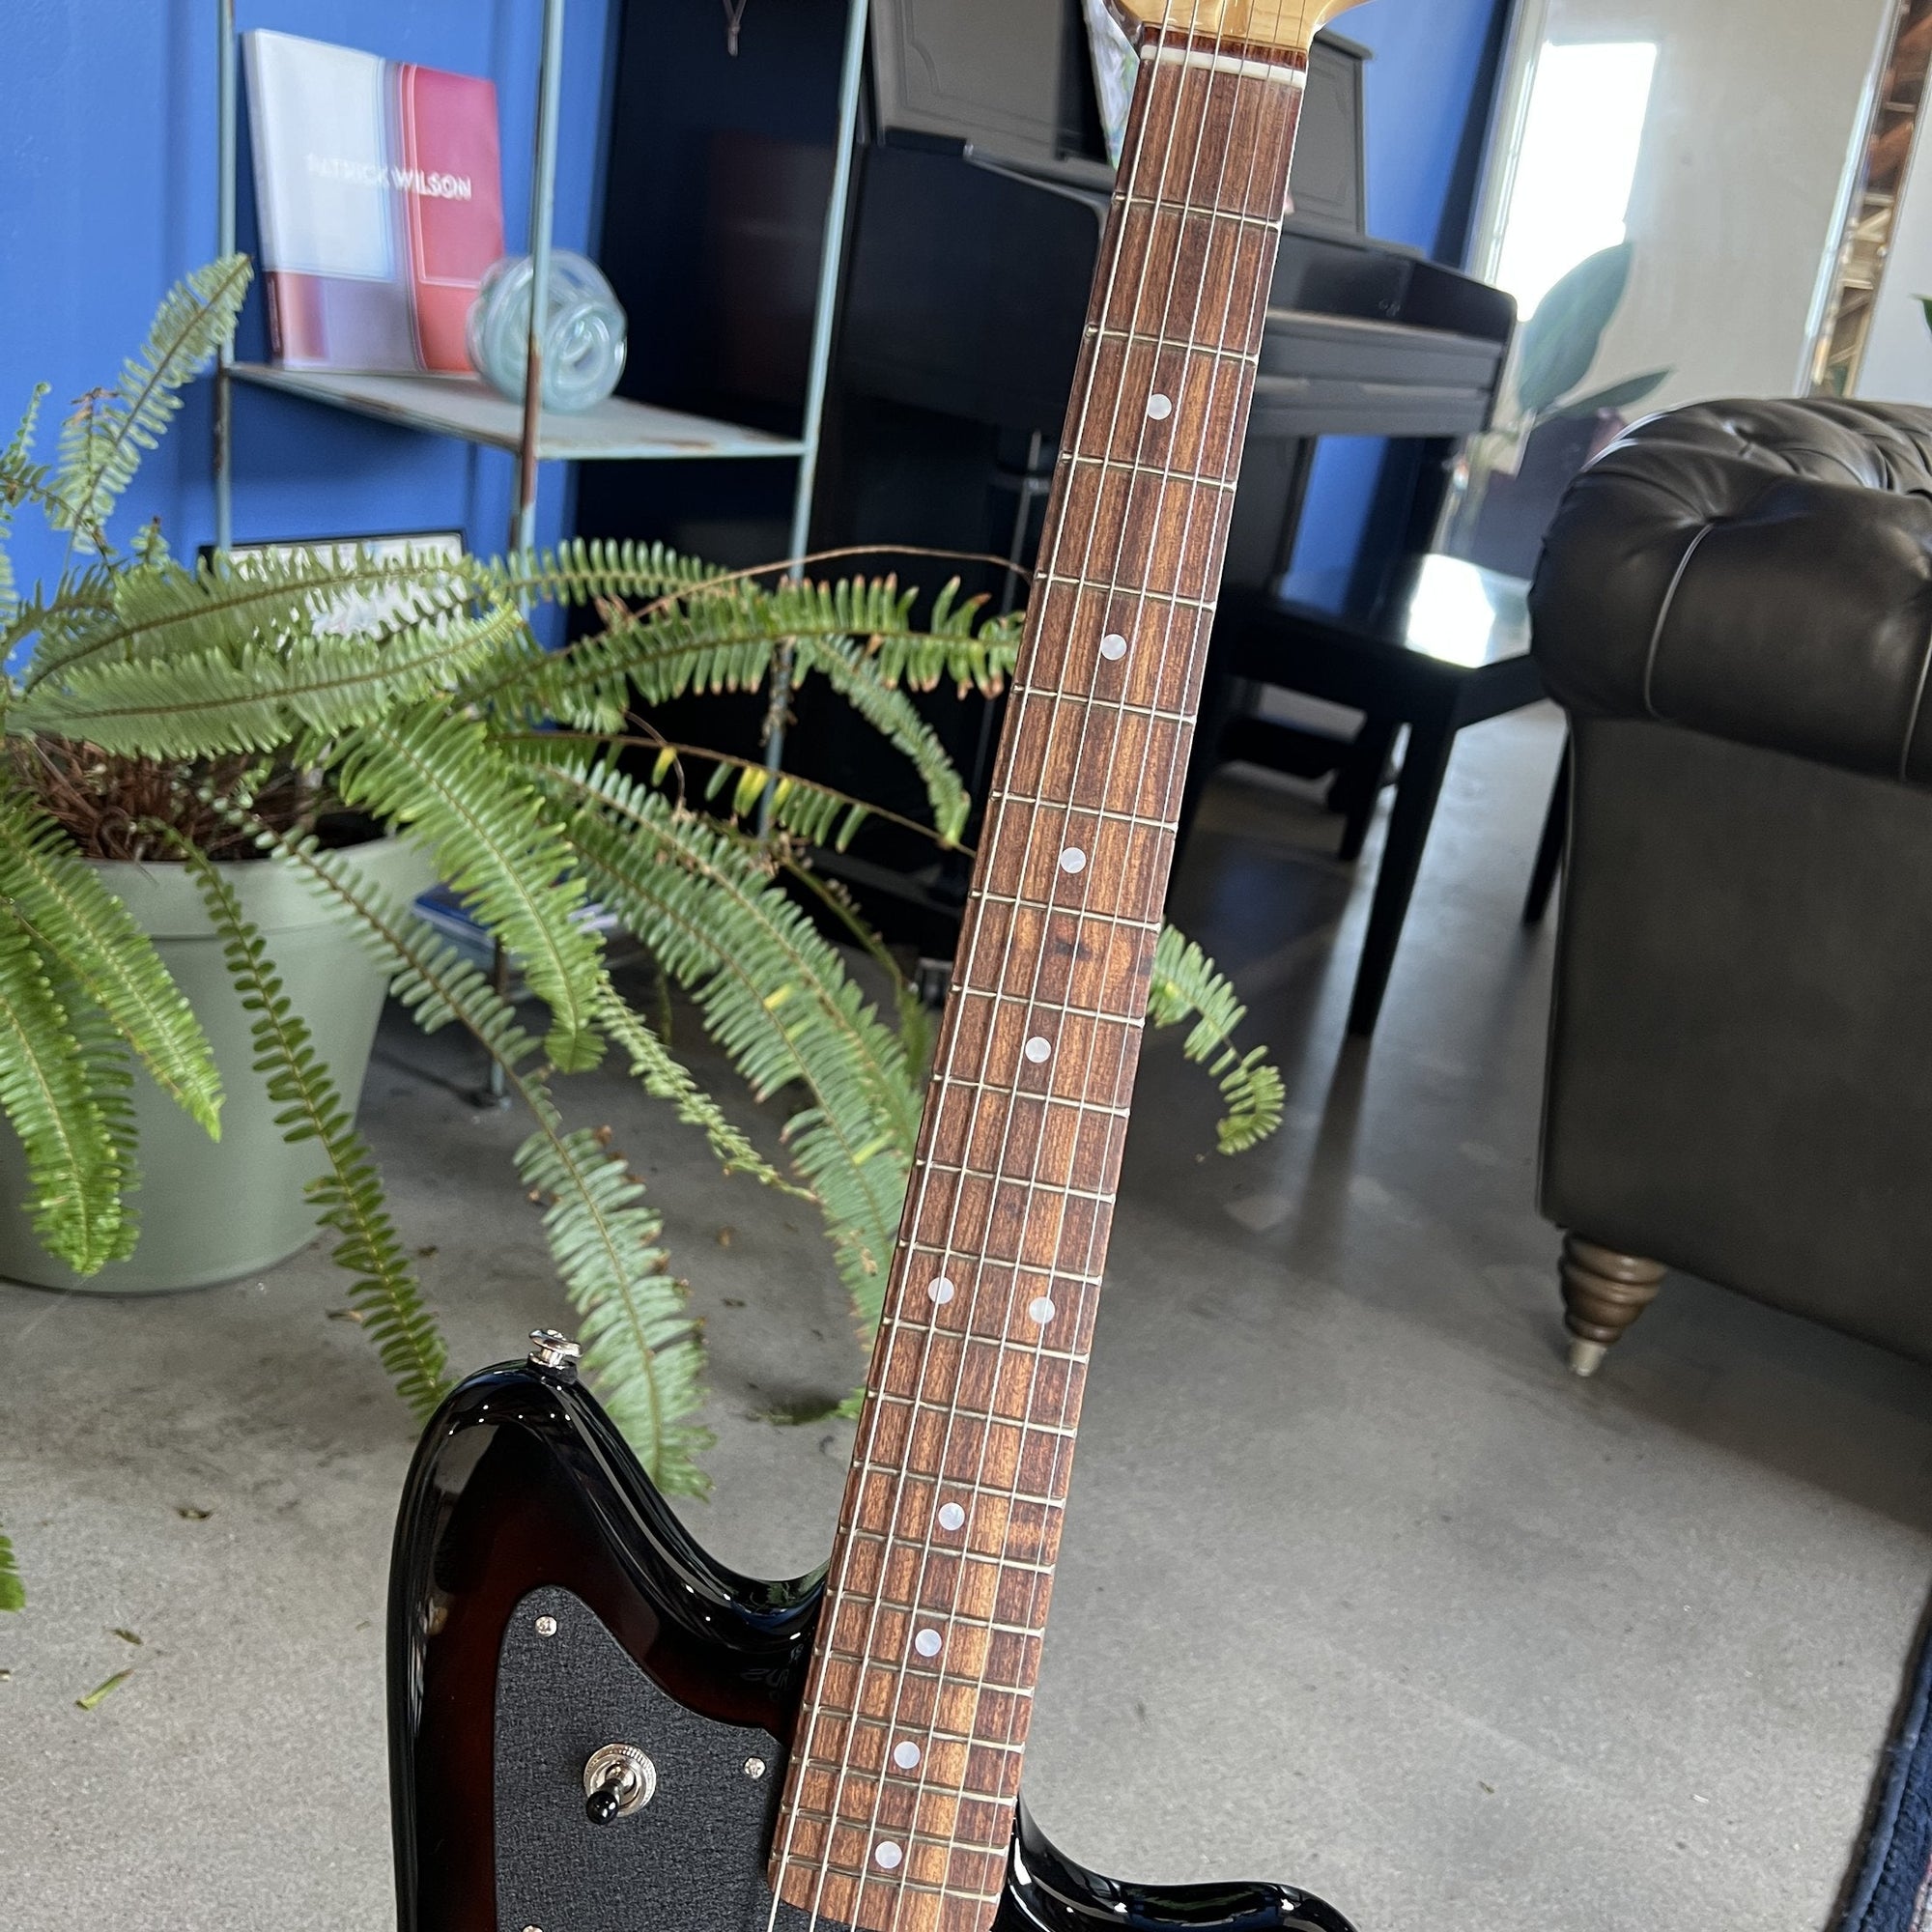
[914,1627,944,1658]
[893,1741,923,1770]
[937,1502,966,1531]
[1024,1036,1053,1064]
[927,1276,955,1304]
[874,1841,904,1870]
[1147,392,1174,420]
[1099,632,1128,661]
[1059,847,1087,874]
[1029,1295,1057,1325]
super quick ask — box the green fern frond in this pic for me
[482,584,782,733]
[3,568,116,672]
[490,538,726,608]
[180,842,448,1417]
[518,1108,712,1493]
[14,603,525,755]
[0,912,135,1271]
[598,986,807,1198]
[53,256,251,546]
[25,542,489,693]
[478,572,1018,735]
[1148,923,1286,1153]
[851,577,1020,695]
[796,633,970,843]
[0,384,51,625]
[0,1519,23,1612]
[779,854,933,1072]
[551,765,915,1333]
[327,705,606,1071]
[0,792,221,1132]
[257,832,710,1491]
[560,741,911,852]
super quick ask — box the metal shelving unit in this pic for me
[212,0,869,566]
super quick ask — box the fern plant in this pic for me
[0,258,1284,1606]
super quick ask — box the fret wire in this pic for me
[888,1260,1109,1289]
[1091,327,1260,363]
[980,794,1179,833]
[937,990,1148,1027]
[878,1321,1093,1368]
[786,1810,1016,1857]
[879,1324,1094,1368]
[920,1092,1136,1121]
[912,1162,1118,1208]
[1033,572,1217,610]
[829,1612,1054,1645]
[821,1640,1041,1675]
[802,1708,1035,1750]
[1117,192,1287,231]
[869,1393,1083,1438]
[1060,452,1241,495]
[961,887,1163,927]
[845,1533,1059,1579]
[817,1659,1039,1699]
[997,694,1197,725]
[847,1461,1069,1511]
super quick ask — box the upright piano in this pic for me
[797,0,1516,943]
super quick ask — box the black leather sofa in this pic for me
[1530,397,1932,1375]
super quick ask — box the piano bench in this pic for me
[1182,554,1558,1038]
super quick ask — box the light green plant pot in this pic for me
[0,836,433,1294]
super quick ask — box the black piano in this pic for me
[794,0,1515,945]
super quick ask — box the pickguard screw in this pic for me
[744,1756,767,1779]
[535,1615,557,1636]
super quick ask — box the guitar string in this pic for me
[825,13,1199,1914]
[771,7,1185,1925]
[939,0,1298,1839]
[855,8,1294,1913]
[894,12,1259,1885]
[960,19,1306,1824]
[782,5,1310,1914]
[867,7,1306,1904]
[850,3,1283,1917]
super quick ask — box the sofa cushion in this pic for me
[1530,398,1932,785]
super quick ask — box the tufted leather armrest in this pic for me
[1529,398,1932,784]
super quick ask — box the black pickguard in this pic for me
[496,1583,800,1932]
[391,1356,1356,1932]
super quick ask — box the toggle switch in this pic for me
[582,1743,656,1823]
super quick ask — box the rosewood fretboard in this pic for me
[772,39,1306,1932]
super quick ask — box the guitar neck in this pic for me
[772,38,1307,1932]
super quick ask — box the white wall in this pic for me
[1518,0,1888,412]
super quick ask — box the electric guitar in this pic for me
[387,7,1367,1928]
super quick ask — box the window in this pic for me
[1493,41,1659,320]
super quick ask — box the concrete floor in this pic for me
[3,704,1930,1932]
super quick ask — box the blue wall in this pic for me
[5,0,1506,618]
[1286,0,1512,605]
[4,0,616,608]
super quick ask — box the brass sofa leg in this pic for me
[1559,1236,1666,1377]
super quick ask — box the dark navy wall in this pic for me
[5,0,615,605]
[1287,0,1514,604]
